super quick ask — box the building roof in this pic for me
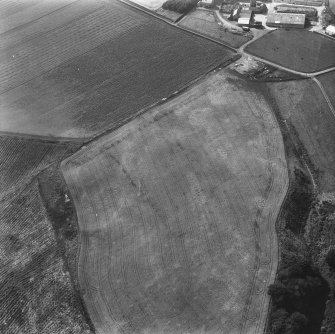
[238,17,251,24]
[240,10,252,19]
[326,25,335,33]
[267,13,306,25]
[276,5,317,15]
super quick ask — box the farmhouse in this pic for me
[266,13,306,28]
[326,24,335,36]
[198,0,215,8]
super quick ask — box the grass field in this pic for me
[0,0,234,138]
[266,78,335,192]
[179,9,251,48]
[318,71,335,111]
[245,30,335,73]
[62,70,288,334]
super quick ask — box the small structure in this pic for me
[326,24,335,36]
[198,0,214,8]
[276,5,317,20]
[266,13,306,28]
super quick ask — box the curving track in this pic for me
[62,71,288,334]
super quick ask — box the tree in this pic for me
[289,312,308,333]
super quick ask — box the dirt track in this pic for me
[62,70,288,334]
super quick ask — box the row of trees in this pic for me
[162,0,200,13]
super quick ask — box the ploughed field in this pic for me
[0,0,234,138]
[245,30,335,73]
[266,78,335,192]
[62,71,288,334]
[0,135,80,199]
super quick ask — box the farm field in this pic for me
[0,135,81,200]
[62,70,288,334]
[266,78,335,192]
[179,10,251,48]
[0,179,92,334]
[0,0,234,138]
[0,134,89,333]
[318,70,335,111]
[245,30,335,73]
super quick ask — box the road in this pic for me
[313,77,335,118]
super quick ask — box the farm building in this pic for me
[281,0,323,6]
[326,24,335,36]
[266,13,306,28]
[238,9,253,26]
[276,4,317,20]
[198,0,215,8]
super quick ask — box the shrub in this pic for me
[269,308,289,334]
[326,249,335,269]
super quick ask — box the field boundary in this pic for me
[83,55,240,147]
[0,131,85,144]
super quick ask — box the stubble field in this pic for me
[0,0,235,138]
[62,70,288,334]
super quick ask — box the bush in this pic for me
[269,308,289,334]
[326,249,335,269]
[162,0,199,13]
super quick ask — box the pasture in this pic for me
[179,9,251,48]
[62,70,288,334]
[266,78,335,192]
[245,30,335,73]
[0,0,234,138]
